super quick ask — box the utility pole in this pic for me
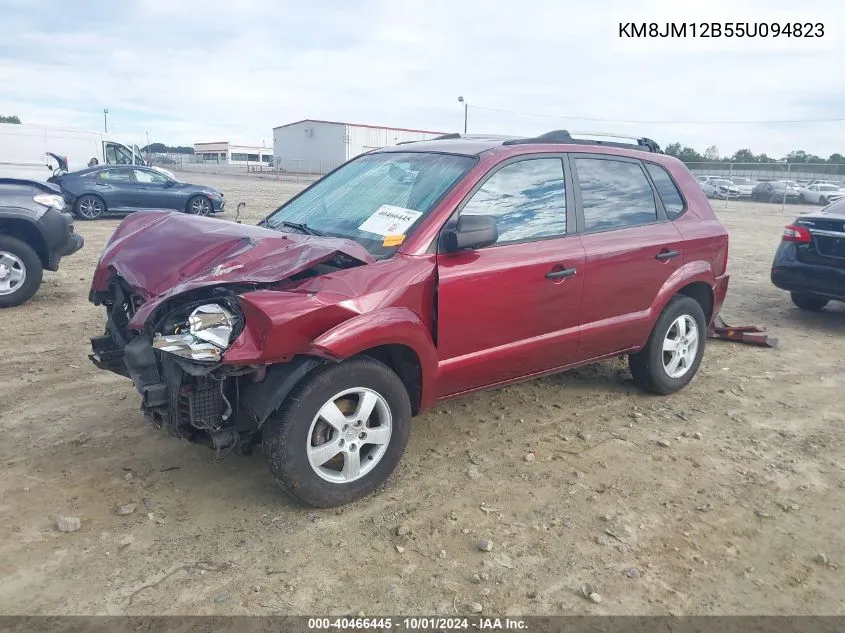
[457,96,467,134]
[103,108,109,133]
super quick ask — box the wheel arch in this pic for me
[0,216,49,269]
[309,306,438,415]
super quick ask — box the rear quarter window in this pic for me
[645,163,685,220]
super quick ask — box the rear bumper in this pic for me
[771,244,845,301]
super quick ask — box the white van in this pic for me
[0,123,150,181]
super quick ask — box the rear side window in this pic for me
[645,163,685,219]
[574,158,657,232]
[98,169,132,183]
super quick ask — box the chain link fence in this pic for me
[146,153,343,184]
[684,161,845,211]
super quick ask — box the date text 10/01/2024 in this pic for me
[307,617,528,630]
[619,22,824,38]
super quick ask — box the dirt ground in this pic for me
[1,174,844,616]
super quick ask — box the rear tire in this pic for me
[629,295,707,395]
[790,292,828,312]
[819,196,828,206]
[262,357,412,508]
[0,236,43,308]
[74,194,106,220]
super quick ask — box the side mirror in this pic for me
[443,215,498,252]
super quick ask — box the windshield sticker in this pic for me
[358,205,422,237]
[382,234,406,247]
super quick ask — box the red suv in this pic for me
[89,131,729,507]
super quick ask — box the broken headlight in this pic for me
[152,303,237,362]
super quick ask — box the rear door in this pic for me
[436,155,585,396]
[571,155,686,361]
[91,167,136,211]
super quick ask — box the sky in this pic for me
[1,0,844,159]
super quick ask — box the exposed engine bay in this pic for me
[89,275,324,458]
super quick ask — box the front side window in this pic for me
[575,158,657,232]
[460,158,566,245]
[265,151,477,259]
[645,163,685,220]
[134,169,169,184]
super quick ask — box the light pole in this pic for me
[103,108,109,133]
[457,96,467,134]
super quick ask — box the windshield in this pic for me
[265,152,477,258]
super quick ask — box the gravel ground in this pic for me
[1,174,844,616]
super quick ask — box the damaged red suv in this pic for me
[89,131,729,507]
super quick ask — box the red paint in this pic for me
[91,140,729,414]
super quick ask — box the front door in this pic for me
[131,168,178,210]
[436,156,585,397]
[570,155,686,360]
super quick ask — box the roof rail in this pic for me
[502,130,663,153]
[396,133,521,145]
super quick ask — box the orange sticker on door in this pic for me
[383,234,406,247]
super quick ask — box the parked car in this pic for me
[712,179,742,200]
[804,179,839,188]
[729,177,757,197]
[0,178,84,307]
[771,198,845,311]
[751,181,801,203]
[798,183,844,205]
[50,165,225,220]
[87,130,730,508]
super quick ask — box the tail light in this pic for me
[782,224,811,244]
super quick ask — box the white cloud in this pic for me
[1,0,844,158]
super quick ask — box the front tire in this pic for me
[790,292,829,312]
[629,295,707,395]
[0,236,43,308]
[187,195,212,216]
[262,357,412,508]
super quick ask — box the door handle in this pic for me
[655,249,680,261]
[545,267,577,280]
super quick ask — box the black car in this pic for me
[751,180,801,203]
[50,165,225,220]
[0,179,84,307]
[771,199,845,311]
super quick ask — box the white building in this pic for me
[193,141,273,166]
[272,119,447,174]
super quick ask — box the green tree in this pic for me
[703,145,720,161]
[731,149,756,163]
[0,115,21,124]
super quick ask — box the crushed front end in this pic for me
[90,276,259,457]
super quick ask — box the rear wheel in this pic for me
[790,292,829,312]
[819,196,828,206]
[630,295,707,395]
[0,236,43,308]
[75,194,106,220]
[262,357,412,508]
[187,195,211,215]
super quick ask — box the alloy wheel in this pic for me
[306,388,393,484]
[0,251,25,296]
[662,315,699,379]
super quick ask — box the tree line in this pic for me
[1,115,21,124]
[664,142,845,174]
[141,142,194,154]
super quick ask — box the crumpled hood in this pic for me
[91,210,375,327]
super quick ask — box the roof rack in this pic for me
[501,130,663,153]
[396,133,522,145]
